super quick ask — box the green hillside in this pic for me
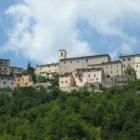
[0,81,140,140]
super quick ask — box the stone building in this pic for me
[0,59,10,75]
[59,72,75,88]
[88,61,123,78]
[73,68,103,87]
[59,49,111,88]
[120,54,140,79]
[59,49,111,74]
[15,75,33,87]
[35,63,59,79]
[9,67,25,77]
[0,75,15,89]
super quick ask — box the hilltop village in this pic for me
[0,50,140,90]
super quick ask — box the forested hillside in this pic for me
[0,81,140,140]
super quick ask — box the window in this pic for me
[65,81,67,83]
[88,74,90,78]
[3,82,6,85]
[116,70,118,73]
[128,58,131,61]
[123,64,125,67]
[86,59,88,63]
[96,78,98,81]
[123,58,126,61]
[94,74,96,78]
[61,52,63,56]
[136,65,138,68]
[70,61,72,63]
[77,60,79,63]
[61,81,63,84]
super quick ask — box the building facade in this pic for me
[59,50,111,74]
[0,75,15,88]
[73,68,103,87]
[59,73,75,88]
[35,63,59,79]
[0,59,10,75]
[9,67,25,77]
[120,54,140,79]
[88,61,123,78]
[15,75,33,87]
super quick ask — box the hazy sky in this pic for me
[0,0,140,68]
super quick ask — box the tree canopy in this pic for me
[26,62,36,83]
[0,80,140,140]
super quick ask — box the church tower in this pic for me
[59,49,67,60]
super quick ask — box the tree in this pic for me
[37,75,48,83]
[124,65,136,76]
[49,73,59,87]
[26,62,36,83]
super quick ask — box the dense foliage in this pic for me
[37,73,59,87]
[26,62,36,83]
[0,81,140,140]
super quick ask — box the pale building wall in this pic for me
[0,59,10,75]
[134,56,140,79]
[35,63,59,79]
[0,76,15,88]
[59,55,111,73]
[120,55,140,79]
[59,50,67,60]
[134,64,140,79]
[120,56,135,74]
[59,73,75,88]
[16,75,33,87]
[88,61,123,78]
[9,67,24,76]
[73,68,103,87]
[101,62,123,78]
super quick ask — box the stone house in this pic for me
[59,50,111,74]
[0,75,15,89]
[15,75,33,87]
[120,54,140,79]
[73,68,103,87]
[35,63,59,79]
[0,59,10,75]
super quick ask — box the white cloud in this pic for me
[2,0,140,63]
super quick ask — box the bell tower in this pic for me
[59,49,67,60]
